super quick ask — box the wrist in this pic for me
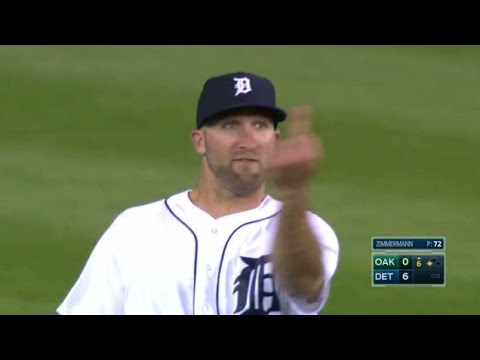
[277,185,308,203]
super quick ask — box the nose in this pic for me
[236,125,257,150]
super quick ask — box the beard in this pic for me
[205,153,265,197]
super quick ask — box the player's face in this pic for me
[198,112,279,196]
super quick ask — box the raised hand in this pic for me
[268,105,324,193]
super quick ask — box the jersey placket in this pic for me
[194,221,224,315]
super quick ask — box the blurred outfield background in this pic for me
[0,45,479,314]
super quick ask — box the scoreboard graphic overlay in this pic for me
[371,237,446,286]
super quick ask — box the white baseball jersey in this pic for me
[57,190,339,315]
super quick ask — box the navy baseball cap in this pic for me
[196,71,287,129]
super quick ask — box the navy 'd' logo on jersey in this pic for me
[233,255,280,315]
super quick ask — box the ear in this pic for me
[274,128,281,142]
[191,129,206,155]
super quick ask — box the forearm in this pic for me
[273,188,324,300]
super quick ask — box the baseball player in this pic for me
[56,71,340,315]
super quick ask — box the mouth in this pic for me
[233,158,259,163]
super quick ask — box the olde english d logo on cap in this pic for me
[233,77,252,96]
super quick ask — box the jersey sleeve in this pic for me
[279,212,340,315]
[56,212,127,315]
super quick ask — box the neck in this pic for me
[189,163,266,219]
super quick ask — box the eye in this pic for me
[222,121,237,129]
[254,121,270,129]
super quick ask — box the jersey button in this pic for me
[206,264,212,272]
[211,228,218,234]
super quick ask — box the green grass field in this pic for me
[1,45,479,314]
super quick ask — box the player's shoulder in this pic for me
[306,210,335,232]
[113,190,190,225]
[266,195,339,255]
[266,195,335,231]
[118,199,166,220]
[306,210,339,252]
